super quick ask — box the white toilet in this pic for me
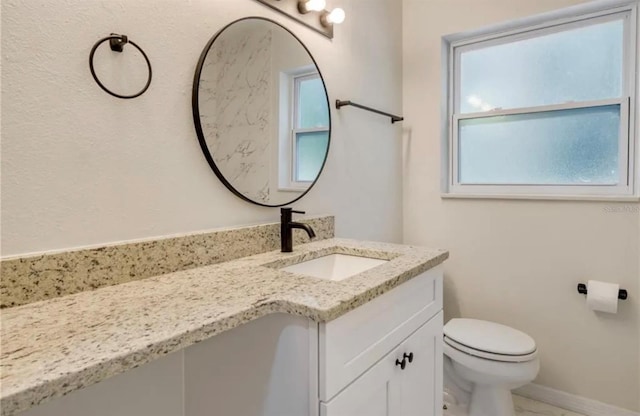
[443,318,539,416]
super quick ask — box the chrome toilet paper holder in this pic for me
[577,283,628,300]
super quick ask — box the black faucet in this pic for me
[281,208,316,252]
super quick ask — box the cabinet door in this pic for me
[400,311,443,416]
[320,344,402,416]
[321,310,444,416]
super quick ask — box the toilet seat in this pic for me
[444,341,540,397]
[444,318,537,363]
[444,336,537,362]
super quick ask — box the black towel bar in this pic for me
[336,100,403,124]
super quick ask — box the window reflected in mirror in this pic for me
[193,17,331,207]
[281,72,330,187]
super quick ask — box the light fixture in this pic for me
[255,0,343,38]
[298,0,326,14]
[321,7,345,27]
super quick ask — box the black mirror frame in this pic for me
[192,16,332,208]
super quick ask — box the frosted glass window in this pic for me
[291,72,329,184]
[445,7,635,198]
[296,131,329,182]
[459,19,624,113]
[297,77,329,128]
[458,105,621,185]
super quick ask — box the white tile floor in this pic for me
[443,394,586,416]
[513,395,586,416]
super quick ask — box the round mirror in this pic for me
[192,17,331,207]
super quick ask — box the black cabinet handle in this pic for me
[396,352,415,370]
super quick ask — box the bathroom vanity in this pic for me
[2,7,444,416]
[1,239,447,416]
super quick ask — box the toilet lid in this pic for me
[444,336,538,362]
[444,318,536,356]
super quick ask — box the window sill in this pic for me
[277,187,307,193]
[440,193,640,202]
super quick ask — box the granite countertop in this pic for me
[0,238,448,416]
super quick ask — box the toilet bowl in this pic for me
[443,319,539,416]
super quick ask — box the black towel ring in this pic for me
[89,34,152,99]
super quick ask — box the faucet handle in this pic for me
[282,207,305,215]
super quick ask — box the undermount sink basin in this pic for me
[280,254,388,281]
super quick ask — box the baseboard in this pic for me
[514,383,639,416]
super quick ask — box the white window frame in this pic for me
[441,1,639,201]
[291,72,330,185]
[277,65,317,193]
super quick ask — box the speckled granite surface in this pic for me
[0,238,447,416]
[0,216,334,308]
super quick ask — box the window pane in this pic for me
[458,105,620,185]
[296,131,329,182]
[459,18,624,113]
[298,76,329,128]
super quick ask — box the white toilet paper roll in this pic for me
[586,280,619,314]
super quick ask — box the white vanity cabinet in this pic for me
[17,266,443,416]
[319,265,443,416]
[320,312,443,416]
[187,264,444,416]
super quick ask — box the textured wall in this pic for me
[402,0,639,411]
[1,0,403,257]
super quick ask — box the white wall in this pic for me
[402,0,640,411]
[0,0,403,257]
